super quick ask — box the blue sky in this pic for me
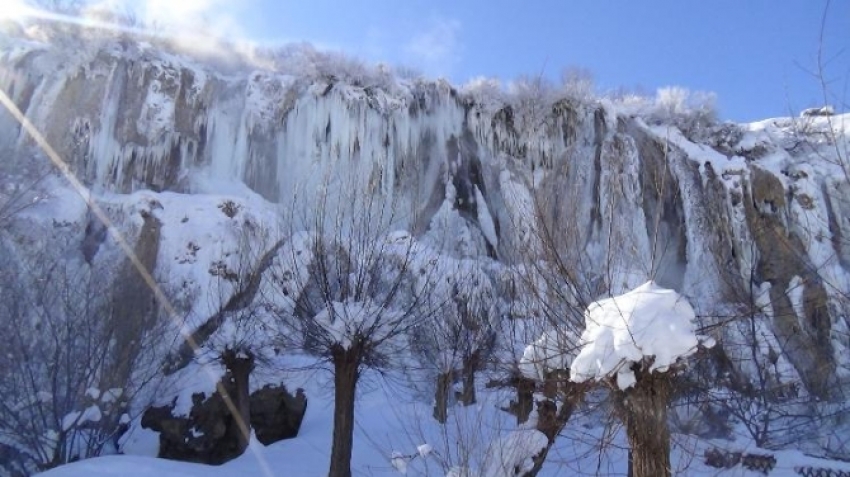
[230,0,848,122]
[17,0,850,122]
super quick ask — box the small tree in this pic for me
[570,281,713,477]
[517,324,587,477]
[198,225,282,455]
[266,190,435,477]
[151,195,298,458]
[0,146,52,227]
[414,257,499,423]
[196,282,277,456]
[559,66,595,101]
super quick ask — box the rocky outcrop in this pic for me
[141,383,306,464]
[250,385,308,445]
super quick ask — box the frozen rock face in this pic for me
[1,32,849,399]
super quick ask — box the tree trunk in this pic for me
[621,373,671,477]
[221,350,254,455]
[522,383,582,477]
[460,351,479,406]
[515,376,535,424]
[329,345,360,477]
[433,371,451,424]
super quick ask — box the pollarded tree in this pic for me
[193,279,278,456]
[516,307,587,477]
[190,224,284,457]
[569,281,714,477]
[414,256,500,423]
[264,190,438,477]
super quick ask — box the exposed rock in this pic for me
[141,383,307,464]
[743,167,836,397]
[250,385,307,445]
[141,390,236,465]
[105,209,162,390]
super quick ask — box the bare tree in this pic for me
[559,66,595,101]
[494,84,718,477]
[265,187,437,477]
[150,205,291,462]
[196,225,284,456]
[0,245,166,475]
[413,258,499,423]
[0,149,53,228]
[0,174,47,226]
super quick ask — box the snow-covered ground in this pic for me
[37,369,850,477]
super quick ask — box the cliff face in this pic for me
[2,34,849,397]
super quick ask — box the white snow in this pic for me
[479,429,548,477]
[61,405,103,432]
[26,345,850,477]
[570,281,709,389]
[101,389,123,404]
[417,443,433,458]
[390,451,408,474]
[787,276,805,323]
[519,328,581,381]
[474,186,498,249]
[498,170,539,256]
[314,299,403,350]
[118,427,160,458]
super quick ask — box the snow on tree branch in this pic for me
[570,281,714,390]
[519,327,581,381]
[314,299,403,350]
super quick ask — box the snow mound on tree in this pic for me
[570,281,710,390]
[518,328,582,381]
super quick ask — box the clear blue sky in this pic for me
[229,0,849,122]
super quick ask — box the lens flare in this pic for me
[0,0,32,21]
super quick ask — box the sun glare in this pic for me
[0,0,32,21]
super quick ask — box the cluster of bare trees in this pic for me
[0,141,844,477]
[0,234,167,476]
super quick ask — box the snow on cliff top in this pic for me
[746,111,850,136]
[570,281,711,390]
